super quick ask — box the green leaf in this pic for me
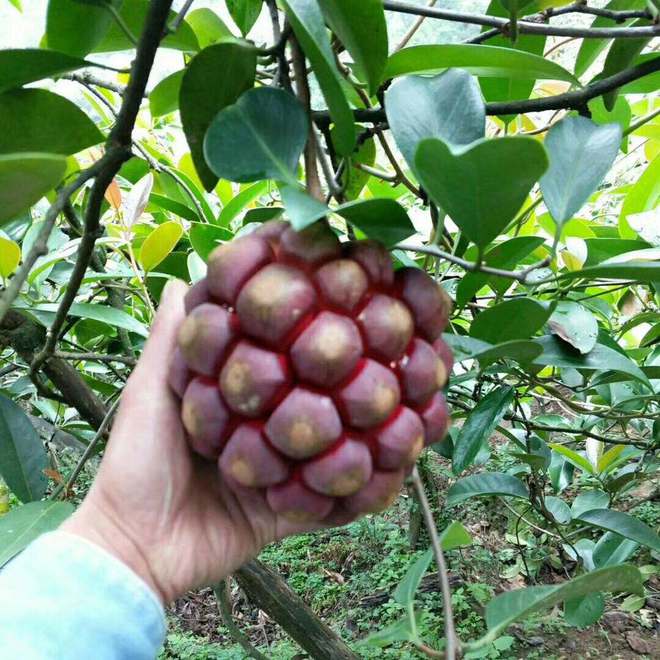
[187,8,234,48]
[574,0,644,77]
[564,593,604,628]
[335,198,415,248]
[446,472,529,507]
[280,185,329,232]
[0,48,93,94]
[189,222,232,261]
[343,136,376,201]
[477,565,643,646]
[443,334,543,366]
[0,237,20,279]
[547,301,598,355]
[281,0,356,155]
[149,70,184,117]
[139,221,183,272]
[385,70,485,176]
[571,490,609,519]
[181,42,257,191]
[440,520,473,550]
[385,44,577,84]
[471,299,551,344]
[46,0,119,56]
[619,153,660,238]
[7,0,21,10]
[362,615,420,648]
[319,0,388,95]
[456,236,545,307]
[95,0,198,52]
[226,0,263,36]
[394,548,433,606]
[416,136,548,248]
[540,117,621,226]
[560,260,660,284]
[0,501,74,568]
[549,445,595,475]
[0,394,47,503]
[218,180,269,226]
[593,532,639,568]
[204,87,307,185]
[601,20,650,111]
[532,336,651,388]
[22,302,148,337]
[544,495,572,525]
[0,153,66,225]
[577,509,660,552]
[453,386,514,474]
[148,193,199,224]
[0,89,103,156]
[597,445,626,474]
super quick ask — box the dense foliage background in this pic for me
[0,0,658,658]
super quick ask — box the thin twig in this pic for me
[395,0,438,51]
[382,0,659,39]
[313,57,660,125]
[411,466,460,660]
[165,0,195,36]
[623,106,660,137]
[214,580,269,660]
[62,72,129,96]
[54,351,136,367]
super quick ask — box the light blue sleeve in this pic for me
[0,530,167,660]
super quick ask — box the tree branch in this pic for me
[313,56,660,125]
[382,0,660,39]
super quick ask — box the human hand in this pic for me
[61,280,338,604]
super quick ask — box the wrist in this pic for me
[61,497,170,604]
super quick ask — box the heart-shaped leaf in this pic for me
[204,87,307,185]
[386,69,485,176]
[415,136,548,247]
[181,42,257,191]
[541,116,621,226]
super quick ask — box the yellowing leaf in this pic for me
[0,237,20,279]
[139,221,183,272]
[104,179,122,210]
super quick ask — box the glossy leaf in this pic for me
[478,565,643,645]
[149,70,184,117]
[0,393,47,503]
[0,153,66,225]
[446,472,529,506]
[335,198,415,247]
[189,223,232,261]
[577,509,660,552]
[559,260,660,284]
[453,386,514,474]
[218,180,269,226]
[204,87,307,185]
[545,496,572,525]
[187,8,234,48]
[571,490,609,519]
[226,0,262,35]
[593,531,639,568]
[471,299,551,344]
[0,501,74,568]
[385,44,577,83]
[444,334,543,366]
[416,136,548,247]
[319,0,388,95]
[343,137,376,201]
[540,117,621,226]
[532,336,651,388]
[280,185,329,232]
[386,70,485,176]
[547,301,598,355]
[0,237,20,279]
[619,154,660,238]
[45,0,119,56]
[181,42,256,191]
[0,89,103,156]
[440,521,473,550]
[0,48,92,93]
[139,221,183,272]
[549,444,595,475]
[281,0,355,155]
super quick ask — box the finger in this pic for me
[132,279,188,386]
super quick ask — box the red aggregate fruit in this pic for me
[169,220,453,522]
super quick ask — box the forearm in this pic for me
[0,531,166,660]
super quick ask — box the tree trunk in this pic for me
[236,559,358,660]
